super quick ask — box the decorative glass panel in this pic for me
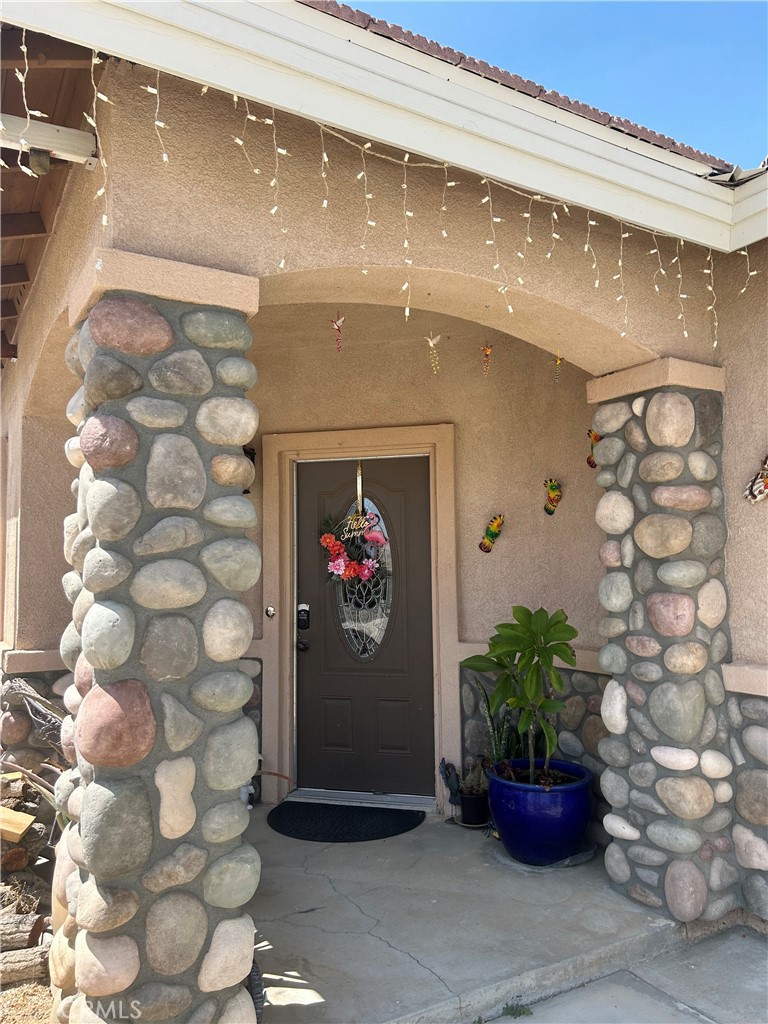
[334,499,393,660]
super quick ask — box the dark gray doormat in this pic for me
[267,801,425,843]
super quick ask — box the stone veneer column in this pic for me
[50,294,262,1023]
[592,388,768,923]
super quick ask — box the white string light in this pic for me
[738,247,758,295]
[140,71,169,164]
[515,194,536,289]
[614,222,631,337]
[232,99,262,179]
[356,141,375,267]
[703,248,719,348]
[267,108,289,271]
[481,178,513,314]
[647,232,667,293]
[401,152,413,320]
[670,238,689,339]
[13,29,51,179]
[545,205,561,260]
[584,211,600,289]
[81,50,110,226]
[439,164,457,240]
[116,85,748,355]
[318,123,330,216]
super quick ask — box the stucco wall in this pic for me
[1,131,106,654]
[16,416,74,651]
[246,302,604,649]
[100,62,729,375]
[717,239,768,665]
[1,60,765,670]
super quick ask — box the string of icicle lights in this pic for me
[133,74,756,350]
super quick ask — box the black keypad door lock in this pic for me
[297,603,310,630]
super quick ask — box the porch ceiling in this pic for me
[0,28,94,368]
[255,268,656,378]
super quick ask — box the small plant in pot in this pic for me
[458,758,490,826]
[461,606,594,865]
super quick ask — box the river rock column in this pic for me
[592,389,766,924]
[51,294,262,1023]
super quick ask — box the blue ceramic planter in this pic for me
[488,758,593,866]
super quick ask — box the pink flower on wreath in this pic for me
[358,558,379,581]
[328,555,348,576]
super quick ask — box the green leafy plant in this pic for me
[473,676,519,762]
[461,606,578,784]
[501,1002,532,1018]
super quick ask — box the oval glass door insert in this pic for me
[334,498,393,659]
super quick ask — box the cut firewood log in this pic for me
[0,821,49,875]
[21,822,49,861]
[0,911,48,949]
[1,845,29,873]
[0,943,49,982]
[0,806,35,843]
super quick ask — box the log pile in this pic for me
[0,773,54,985]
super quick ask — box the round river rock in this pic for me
[88,296,175,356]
[634,514,692,558]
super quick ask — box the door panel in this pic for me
[296,457,434,795]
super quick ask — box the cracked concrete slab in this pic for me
[245,809,684,1024]
[497,929,768,1024]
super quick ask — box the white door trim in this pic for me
[260,424,460,806]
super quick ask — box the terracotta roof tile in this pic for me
[297,0,733,171]
[303,0,373,29]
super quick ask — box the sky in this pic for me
[356,1,768,167]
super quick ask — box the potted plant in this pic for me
[458,758,489,826]
[461,606,593,865]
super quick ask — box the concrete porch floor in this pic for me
[244,806,693,1024]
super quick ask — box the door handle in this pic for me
[296,639,310,653]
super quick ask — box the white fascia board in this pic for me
[730,174,768,251]
[3,0,764,251]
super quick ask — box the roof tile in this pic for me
[296,0,733,171]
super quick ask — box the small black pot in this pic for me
[459,792,489,826]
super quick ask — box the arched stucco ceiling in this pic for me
[257,266,657,377]
[24,262,657,419]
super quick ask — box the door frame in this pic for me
[260,424,460,806]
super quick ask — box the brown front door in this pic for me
[296,457,434,796]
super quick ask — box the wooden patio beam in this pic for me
[0,29,93,70]
[1,331,18,360]
[0,213,47,240]
[1,265,30,286]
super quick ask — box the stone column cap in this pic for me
[69,248,260,326]
[587,358,725,404]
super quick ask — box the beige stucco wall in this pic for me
[15,416,74,651]
[1,59,765,672]
[245,302,603,649]
[717,240,768,665]
[99,62,729,375]
[1,133,107,658]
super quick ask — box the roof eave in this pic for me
[3,0,765,252]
